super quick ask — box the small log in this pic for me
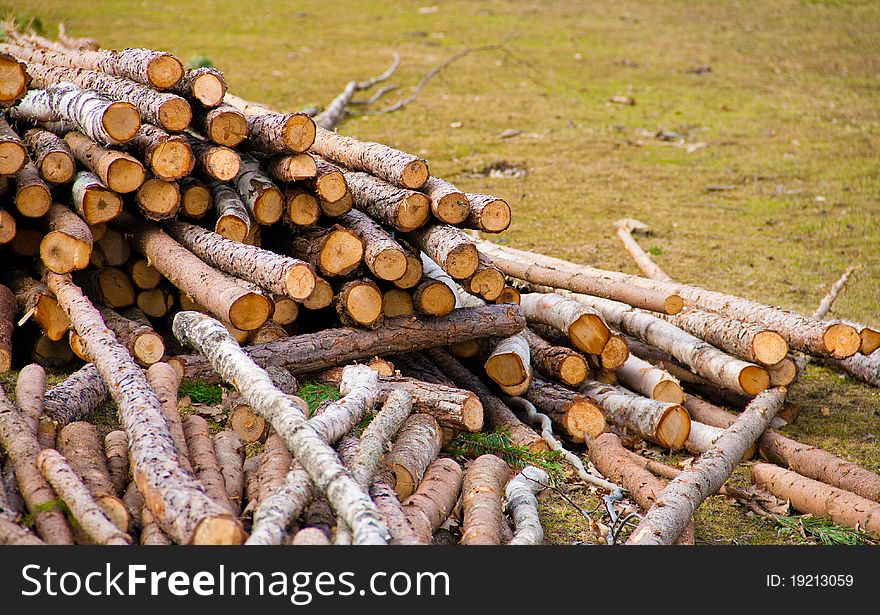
[520,292,611,355]
[383,413,442,500]
[484,333,532,390]
[179,177,213,219]
[286,224,364,278]
[173,67,226,107]
[408,224,478,280]
[392,244,424,289]
[14,364,46,438]
[0,285,13,371]
[262,152,316,182]
[196,103,247,147]
[336,278,385,329]
[98,306,164,366]
[524,374,606,443]
[523,327,588,388]
[0,206,15,245]
[343,168,430,232]
[420,176,469,224]
[183,414,237,514]
[461,454,510,545]
[223,93,316,153]
[127,258,162,290]
[463,193,511,233]
[77,266,135,309]
[616,354,683,403]
[137,285,175,318]
[235,153,284,225]
[40,202,93,274]
[402,458,463,544]
[213,430,245,514]
[43,364,108,426]
[188,134,240,181]
[127,123,194,181]
[412,278,456,317]
[0,51,29,105]
[6,272,69,341]
[283,185,321,227]
[91,229,132,267]
[145,363,192,473]
[383,288,414,318]
[505,466,548,545]
[69,170,124,223]
[0,116,28,175]
[22,128,75,184]
[135,176,181,220]
[301,277,334,310]
[461,256,505,302]
[210,181,250,241]
[339,209,408,281]
[104,430,129,498]
[13,161,52,218]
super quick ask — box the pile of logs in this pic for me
[0,27,878,547]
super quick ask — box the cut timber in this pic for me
[0,117,27,175]
[383,413,441,500]
[196,103,247,147]
[616,354,683,403]
[213,430,244,514]
[23,128,75,184]
[336,278,385,329]
[393,247,424,290]
[412,279,456,317]
[524,374,606,443]
[183,414,237,514]
[145,363,192,474]
[462,256,506,302]
[505,466,548,545]
[569,294,770,396]
[753,463,880,538]
[685,421,750,458]
[137,286,174,318]
[46,273,243,544]
[410,224,479,280]
[614,218,672,282]
[223,93,316,153]
[36,449,131,545]
[164,220,316,300]
[484,333,532,389]
[188,135,240,181]
[283,186,321,227]
[258,434,294,503]
[71,170,124,222]
[0,207,15,244]
[383,289,414,318]
[98,306,164,366]
[135,176,181,220]
[31,334,74,367]
[599,334,629,370]
[523,328,588,388]
[12,83,140,145]
[768,356,798,386]
[14,162,52,218]
[287,224,364,277]
[211,181,250,241]
[589,433,694,545]
[581,380,690,449]
[349,389,414,493]
[179,177,212,219]
[426,347,546,452]
[0,285,13,370]
[127,258,162,290]
[43,364,107,426]
[104,430,129,497]
[838,353,880,388]
[339,209,407,281]
[117,213,271,330]
[57,422,129,532]
[305,157,349,205]
[170,304,526,382]
[77,266,135,309]
[16,58,191,131]
[7,272,70,341]
[520,293,611,355]
[40,202,93,274]
[301,277,334,310]
[262,152,316,182]
[14,364,46,437]
[311,125,428,189]
[248,320,289,344]
[627,387,787,545]
[235,153,283,225]
[0,386,74,544]
[461,454,510,545]
[420,176,469,224]
[91,228,130,268]
[496,286,521,305]
[271,295,299,325]
[174,67,226,107]
[0,51,29,105]
[172,312,389,545]
[128,124,194,181]
[402,458,463,544]
[481,241,859,359]
[343,168,430,232]
[463,193,511,233]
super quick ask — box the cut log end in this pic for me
[133,332,166,366]
[383,289,414,318]
[496,286,521,305]
[253,188,284,225]
[215,215,249,243]
[558,354,588,387]
[158,98,193,132]
[191,516,246,545]
[569,313,611,355]
[656,404,691,450]
[285,189,320,227]
[373,249,408,282]
[284,263,317,301]
[414,280,455,317]
[150,140,195,181]
[652,379,685,404]
[445,243,480,280]
[0,141,27,176]
[475,198,511,233]
[402,159,430,190]
[15,184,51,218]
[316,171,348,203]
[106,157,147,194]
[137,178,180,220]
[466,267,505,302]
[398,193,431,232]
[192,72,226,107]
[663,294,685,315]
[302,277,334,310]
[81,187,124,223]
[228,292,273,331]
[341,283,384,327]
[753,330,789,366]
[320,229,364,276]
[565,399,606,443]
[824,323,861,359]
[181,182,212,219]
[484,352,528,388]
[40,232,92,274]
[102,102,141,143]
[434,191,469,225]
[0,54,28,103]
[207,111,247,147]
[599,334,629,370]
[205,148,241,181]
[147,54,185,90]
[739,365,771,396]
[282,114,317,153]
[228,405,267,443]
[40,151,76,184]
[393,254,424,289]
[97,495,131,533]
[768,357,798,387]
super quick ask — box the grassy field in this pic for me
[9,0,880,544]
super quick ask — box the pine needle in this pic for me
[773,514,877,545]
[178,380,224,405]
[298,382,340,416]
[447,429,567,483]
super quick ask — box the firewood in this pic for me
[461,256,505,302]
[311,125,428,189]
[483,333,532,391]
[401,458,463,544]
[412,278,456,317]
[121,481,144,529]
[335,278,385,328]
[1,461,24,516]
[47,273,244,544]
[235,153,284,225]
[0,40,183,89]
[524,374,606,443]
[343,168,430,232]
[126,124,194,180]
[117,213,272,330]
[195,103,247,147]
[188,134,240,181]
[223,93,316,153]
[173,67,226,107]
[752,462,880,538]
[104,430,129,497]
[368,479,422,545]
[0,116,27,175]
[419,176,469,224]
[0,516,44,545]
[0,50,29,105]
[463,193,511,234]
[13,161,51,218]
[213,430,244,514]
[383,288,414,318]
[135,176,181,220]
[338,209,407,281]
[384,414,442,500]
[286,224,364,277]
[209,181,250,241]
[409,224,478,279]
[496,285,521,305]
[77,266,135,309]
[6,271,70,341]
[301,157,351,215]
[56,24,99,51]
[22,128,75,184]
[247,320,289,345]
[145,362,192,473]
[99,306,164,366]
[0,206,16,244]
[69,171,124,225]
[767,356,798,386]
[616,354,683,403]
[9,365,45,443]
[520,293,612,357]
[684,420,755,459]
[261,152,317,182]
[392,244,424,289]
[589,433,694,545]
[90,229,131,268]
[0,285,13,371]
[523,327,588,388]
[0,386,75,543]
[283,185,321,227]
[137,285,175,318]
[505,466,547,545]
[182,414,237,515]
[12,83,140,145]
[426,347,546,452]
[179,177,212,219]
[43,363,108,426]
[40,203,93,274]
[460,454,510,545]
[627,387,787,545]
[140,504,172,545]
[57,422,130,532]
[301,276,334,310]
[16,57,192,131]
[352,389,414,492]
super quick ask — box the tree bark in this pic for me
[520,292,611,356]
[95,305,164,367]
[22,127,75,184]
[461,454,510,545]
[42,363,108,426]
[234,153,284,225]
[0,285,14,371]
[408,224,479,280]
[104,430,129,497]
[213,429,245,514]
[380,413,442,500]
[188,134,240,181]
[342,168,430,232]
[420,176,469,224]
[13,161,52,218]
[0,116,28,176]
[523,374,606,443]
[127,123,194,180]
[401,458,463,544]
[223,93,316,153]
[47,273,244,544]
[523,327,588,387]
[173,67,226,107]
[6,272,70,341]
[338,209,408,281]
[183,414,237,514]
[195,103,247,147]
[505,466,548,545]
[616,354,683,403]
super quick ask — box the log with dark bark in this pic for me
[303,157,351,216]
[408,224,478,280]
[210,180,250,241]
[22,127,75,184]
[127,123,194,181]
[223,93,316,153]
[46,273,244,544]
[43,363,108,426]
[523,327,588,387]
[97,306,164,366]
[116,213,272,330]
[420,176,469,224]
[234,153,284,225]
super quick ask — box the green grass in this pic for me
[6,0,880,544]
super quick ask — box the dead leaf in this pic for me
[820,406,831,417]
